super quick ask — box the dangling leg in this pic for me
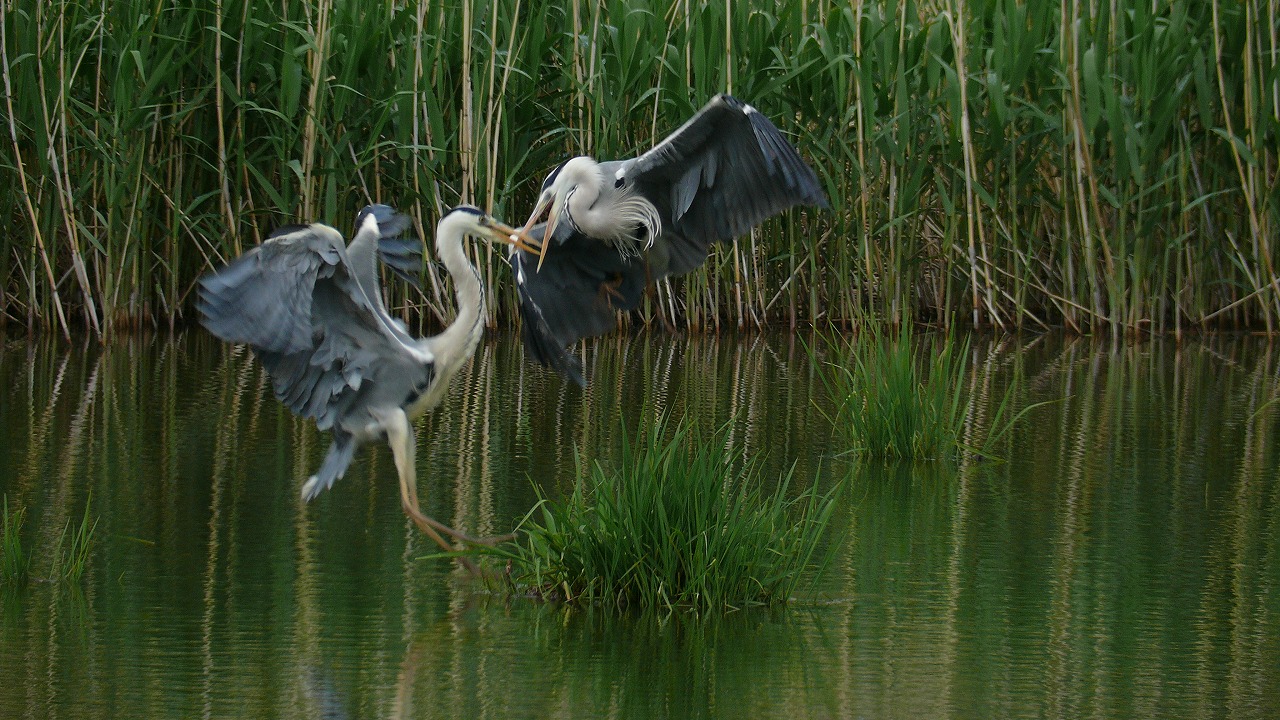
[380,409,510,573]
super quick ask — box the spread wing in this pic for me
[627,94,829,277]
[508,222,648,386]
[198,224,348,355]
[198,218,433,430]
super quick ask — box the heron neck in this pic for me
[434,231,485,369]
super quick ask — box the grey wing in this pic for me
[376,236,424,289]
[199,221,432,429]
[198,224,347,354]
[509,223,648,386]
[344,205,421,346]
[351,203,424,289]
[256,275,433,431]
[628,94,829,277]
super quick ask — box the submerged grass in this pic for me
[817,324,969,461]
[2,495,29,585]
[816,324,1054,461]
[492,418,840,612]
[50,496,96,585]
[0,495,96,587]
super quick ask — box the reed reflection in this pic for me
[0,333,1277,719]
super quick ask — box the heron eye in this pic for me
[614,177,625,189]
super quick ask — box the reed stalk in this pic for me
[0,1,1274,335]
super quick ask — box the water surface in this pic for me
[1,332,1277,719]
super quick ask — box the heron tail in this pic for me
[301,432,357,502]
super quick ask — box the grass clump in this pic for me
[1,495,96,587]
[818,324,969,461]
[495,418,839,613]
[2,495,29,585]
[50,497,97,584]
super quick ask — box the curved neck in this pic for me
[432,226,485,369]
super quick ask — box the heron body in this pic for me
[512,94,829,384]
[198,205,536,558]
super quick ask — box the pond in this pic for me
[1,332,1277,719]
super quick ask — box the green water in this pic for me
[1,333,1277,719]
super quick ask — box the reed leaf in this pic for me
[0,0,1274,334]
[1,496,29,585]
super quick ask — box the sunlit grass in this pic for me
[490,418,840,612]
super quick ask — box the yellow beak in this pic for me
[485,219,542,255]
[519,190,560,271]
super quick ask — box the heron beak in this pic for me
[517,190,552,252]
[486,220,542,255]
[537,193,568,271]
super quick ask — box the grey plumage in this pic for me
[510,224,646,385]
[198,205,434,499]
[198,204,537,558]
[512,94,828,385]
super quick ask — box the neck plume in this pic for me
[563,157,662,249]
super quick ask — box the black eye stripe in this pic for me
[542,159,569,191]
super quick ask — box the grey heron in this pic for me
[509,94,829,385]
[197,204,540,563]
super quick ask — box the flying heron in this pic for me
[509,94,829,384]
[197,204,540,564]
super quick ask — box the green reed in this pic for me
[0,495,95,586]
[492,417,839,612]
[1,1,1276,334]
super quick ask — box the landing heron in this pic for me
[510,94,829,384]
[198,205,539,563]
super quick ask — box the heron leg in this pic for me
[643,259,679,335]
[381,409,512,572]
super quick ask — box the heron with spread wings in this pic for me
[509,94,829,385]
[198,205,539,562]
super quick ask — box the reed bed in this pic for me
[491,418,839,612]
[1,1,1277,336]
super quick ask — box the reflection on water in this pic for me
[0,333,1277,718]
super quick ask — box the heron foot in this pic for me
[398,499,481,575]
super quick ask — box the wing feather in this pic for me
[198,225,345,354]
[628,94,828,278]
[508,223,648,385]
[199,219,434,429]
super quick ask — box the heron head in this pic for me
[521,156,598,269]
[446,205,541,255]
